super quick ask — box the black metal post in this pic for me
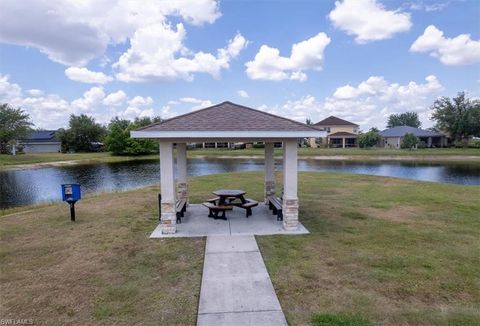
[69,202,75,222]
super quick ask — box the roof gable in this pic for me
[139,101,318,132]
[314,116,358,126]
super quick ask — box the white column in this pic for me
[159,141,176,234]
[264,142,275,203]
[342,137,346,148]
[176,143,188,204]
[282,139,299,231]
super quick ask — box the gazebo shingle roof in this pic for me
[138,101,318,132]
[314,116,358,126]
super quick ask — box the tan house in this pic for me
[309,116,359,148]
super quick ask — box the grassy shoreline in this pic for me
[1,172,479,324]
[1,148,479,170]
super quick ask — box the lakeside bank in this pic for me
[1,148,479,171]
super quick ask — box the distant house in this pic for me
[380,126,447,148]
[311,116,359,148]
[18,130,61,153]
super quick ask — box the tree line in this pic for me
[2,92,480,154]
[0,102,162,155]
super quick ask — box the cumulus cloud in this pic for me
[128,96,154,107]
[0,0,221,66]
[237,90,249,98]
[65,67,113,84]
[245,32,330,81]
[103,90,127,106]
[0,74,161,128]
[329,0,411,43]
[114,26,248,82]
[410,25,480,65]
[258,75,443,129]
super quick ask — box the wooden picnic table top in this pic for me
[212,189,246,197]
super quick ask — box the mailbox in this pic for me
[61,184,81,221]
[62,184,81,203]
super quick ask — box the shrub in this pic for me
[468,139,480,148]
[401,133,419,149]
[358,129,381,148]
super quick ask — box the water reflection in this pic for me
[1,158,479,209]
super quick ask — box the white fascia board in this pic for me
[130,130,327,139]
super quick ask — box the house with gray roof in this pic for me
[18,130,61,153]
[380,126,447,148]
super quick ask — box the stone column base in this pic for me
[177,182,188,204]
[282,198,299,231]
[160,202,176,234]
[264,181,276,203]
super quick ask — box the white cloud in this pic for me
[27,89,44,97]
[65,67,113,84]
[114,25,248,82]
[408,1,450,12]
[329,0,411,43]
[0,74,166,128]
[0,0,221,66]
[410,25,480,65]
[245,32,330,81]
[128,96,154,107]
[70,87,106,113]
[258,75,443,130]
[179,97,203,104]
[0,74,22,98]
[103,90,127,106]
[237,90,249,98]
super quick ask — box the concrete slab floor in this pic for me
[150,204,309,238]
[197,236,287,326]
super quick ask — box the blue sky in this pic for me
[0,0,479,130]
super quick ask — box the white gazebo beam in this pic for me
[176,143,188,204]
[159,141,177,234]
[282,139,299,231]
[264,142,275,203]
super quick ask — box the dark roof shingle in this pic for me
[380,126,444,138]
[138,101,319,132]
[314,116,358,126]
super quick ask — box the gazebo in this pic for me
[130,101,326,234]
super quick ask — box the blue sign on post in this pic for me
[61,184,81,221]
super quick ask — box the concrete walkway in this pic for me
[197,236,287,326]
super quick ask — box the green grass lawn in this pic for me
[1,172,479,325]
[1,147,479,170]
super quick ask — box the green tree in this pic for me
[305,118,313,125]
[358,128,381,148]
[104,116,159,155]
[104,117,130,155]
[387,112,421,128]
[431,92,480,141]
[58,114,106,152]
[401,133,419,149]
[0,103,33,154]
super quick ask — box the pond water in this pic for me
[1,157,479,209]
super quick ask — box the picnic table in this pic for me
[203,189,258,219]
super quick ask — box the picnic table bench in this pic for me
[176,199,187,223]
[202,202,233,220]
[204,189,258,218]
[267,196,283,221]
